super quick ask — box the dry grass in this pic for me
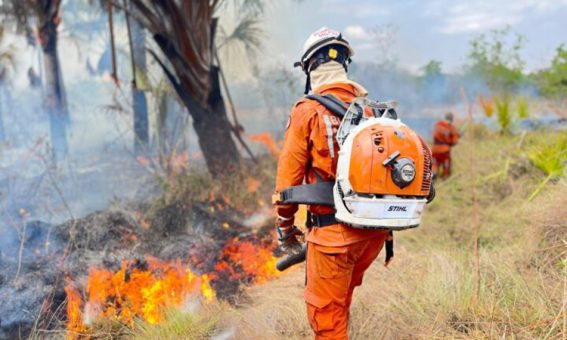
[223,129,565,339]
[228,268,311,339]
[128,129,566,339]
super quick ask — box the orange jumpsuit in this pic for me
[431,120,459,179]
[275,83,388,339]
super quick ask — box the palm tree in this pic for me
[129,0,262,177]
[124,0,149,155]
[0,27,16,142]
[0,0,69,161]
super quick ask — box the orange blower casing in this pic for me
[348,124,432,197]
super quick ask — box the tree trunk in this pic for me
[133,3,242,177]
[0,85,5,142]
[41,20,68,161]
[191,66,240,177]
[128,2,149,155]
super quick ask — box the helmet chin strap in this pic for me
[304,72,311,95]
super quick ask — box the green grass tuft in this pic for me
[516,96,530,119]
[527,135,567,200]
[494,94,514,133]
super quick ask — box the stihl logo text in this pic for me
[388,206,407,212]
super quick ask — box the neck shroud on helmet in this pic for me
[295,27,354,94]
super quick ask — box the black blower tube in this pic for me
[276,244,307,271]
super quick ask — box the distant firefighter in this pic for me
[432,112,459,179]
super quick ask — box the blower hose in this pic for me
[276,244,307,271]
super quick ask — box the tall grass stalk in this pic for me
[461,87,480,306]
[563,261,566,338]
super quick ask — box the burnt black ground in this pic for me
[0,198,271,339]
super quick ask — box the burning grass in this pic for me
[3,156,284,339]
[62,233,281,338]
[64,257,216,338]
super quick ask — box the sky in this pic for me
[262,0,567,74]
[4,0,567,89]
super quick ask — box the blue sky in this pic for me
[263,0,567,74]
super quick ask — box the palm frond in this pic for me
[215,0,264,17]
[218,14,263,52]
[130,0,215,107]
[239,0,264,15]
[527,136,567,200]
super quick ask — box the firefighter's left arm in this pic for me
[274,103,314,227]
[450,124,460,145]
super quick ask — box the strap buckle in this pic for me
[311,214,321,227]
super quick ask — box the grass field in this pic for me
[90,127,566,339]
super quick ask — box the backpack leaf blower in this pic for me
[275,95,434,271]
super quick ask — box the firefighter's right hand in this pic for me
[276,225,304,255]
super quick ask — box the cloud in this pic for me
[325,1,391,18]
[440,12,521,34]
[355,42,375,51]
[427,0,567,34]
[344,25,373,40]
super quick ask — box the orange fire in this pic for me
[478,95,494,117]
[65,238,281,337]
[65,257,215,337]
[249,133,281,158]
[215,238,280,284]
[65,279,85,336]
[135,151,190,175]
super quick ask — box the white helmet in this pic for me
[295,27,354,72]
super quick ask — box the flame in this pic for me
[249,133,280,158]
[65,238,281,336]
[64,279,85,337]
[136,151,189,174]
[65,257,215,337]
[478,95,494,117]
[215,238,280,284]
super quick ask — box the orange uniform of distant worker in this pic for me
[431,113,459,179]
[274,27,388,340]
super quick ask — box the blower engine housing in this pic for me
[333,99,432,230]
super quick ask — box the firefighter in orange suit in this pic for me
[274,27,390,340]
[431,112,459,179]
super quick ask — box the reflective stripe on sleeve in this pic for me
[322,115,335,158]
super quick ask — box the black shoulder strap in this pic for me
[277,182,334,206]
[305,94,348,118]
